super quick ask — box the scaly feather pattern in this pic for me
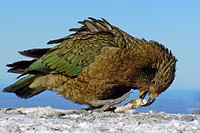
[4,17,177,111]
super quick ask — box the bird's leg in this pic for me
[89,92,130,112]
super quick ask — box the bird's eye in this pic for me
[151,80,156,85]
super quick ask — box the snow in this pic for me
[0,106,199,133]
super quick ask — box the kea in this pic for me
[3,17,177,111]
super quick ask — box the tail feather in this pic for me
[6,48,50,75]
[7,60,36,74]
[19,48,50,59]
[4,48,50,98]
[3,75,45,98]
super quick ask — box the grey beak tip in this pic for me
[142,94,156,107]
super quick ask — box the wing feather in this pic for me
[27,18,125,77]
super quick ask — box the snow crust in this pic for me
[0,106,199,133]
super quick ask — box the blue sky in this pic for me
[1,0,200,89]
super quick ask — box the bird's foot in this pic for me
[89,92,130,112]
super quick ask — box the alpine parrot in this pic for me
[3,17,177,111]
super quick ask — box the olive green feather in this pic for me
[4,17,143,97]
[3,17,176,112]
[3,75,45,98]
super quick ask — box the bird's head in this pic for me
[132,41,177,106]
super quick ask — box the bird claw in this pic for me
[85,91,155,113]
[89,92,130,112]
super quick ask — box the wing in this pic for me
[28,24,117,76]
[41,34,116,76]
[27,17,136,77]
[7,48,50,75]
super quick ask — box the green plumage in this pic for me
[3,75,45,98]
[28,33,116,77]
[3,17,177,111]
